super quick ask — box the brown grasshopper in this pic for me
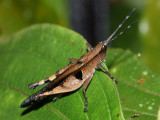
[21,8,137,112]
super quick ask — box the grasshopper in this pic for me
[21,8,137,112]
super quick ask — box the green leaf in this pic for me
[0,24,124,120]
[106,49,160,120]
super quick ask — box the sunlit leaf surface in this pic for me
[0,24,124,120]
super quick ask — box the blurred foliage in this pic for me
[110,0,160,74]
[139,0,160,74]
[0,0,69,37]
[0,0,160,74]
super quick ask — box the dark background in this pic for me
[0,0,159,74]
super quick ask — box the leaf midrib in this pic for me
[0,48,90,120]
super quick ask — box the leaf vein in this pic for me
[95,74,112,120]
[119,80,160,97]
[123,107,157,117]
[0,81,69,120]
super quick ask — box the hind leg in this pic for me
[28,78,52,89]
[82,76,93,112]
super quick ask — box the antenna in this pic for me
[103,8,136,46]
[108,19,138,43]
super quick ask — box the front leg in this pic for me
[99,63,118,84]
[68,58,78,64]
[86,42,93,51]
